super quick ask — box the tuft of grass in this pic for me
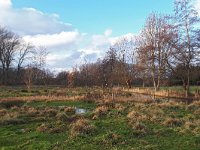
[0,108,7,116]
[93,106,109,119]
[114,103,125,112]
[44,108,58,117]
[63,107,76,115]
[127,110,147,123]
[163,117,184,127]
[69,118,96,137]
[56,112,68,122]
[187,101,200,110]
[36,123,50,132]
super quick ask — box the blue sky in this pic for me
[2,0,197,72]
[12,0,174,36]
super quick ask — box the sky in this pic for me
[0,0,199,72]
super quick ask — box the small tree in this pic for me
[24,65,34,91]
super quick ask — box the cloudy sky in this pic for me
[0,0,199,72]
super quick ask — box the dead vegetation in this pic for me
[69,118,96,137]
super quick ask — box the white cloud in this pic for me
[195,0,200,15]
[23,31,82,48]
[0,0,12,9]
[0,0,135,72]
[104,29,112,37]
[0,0,73,35]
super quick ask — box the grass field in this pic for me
[0,87,200,149]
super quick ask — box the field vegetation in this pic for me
[0,87,200,150]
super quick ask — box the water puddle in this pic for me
[75,108,87,114]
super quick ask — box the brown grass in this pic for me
[36,123,50,132]
[63,107,76,115]
[56,112,68,122]
[69,118,96,137]
[127,110,147,123]
[0,95,85,103]
[93,106,109,119]
[187,101,200,110]
[114,103,125,112]
[163,118,184,127]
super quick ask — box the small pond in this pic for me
[75,108,87,114]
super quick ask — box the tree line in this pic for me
[66,0,200,97]
[0,0,200,97]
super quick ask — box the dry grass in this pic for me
[0,109,7,116]
[127,110,147,123]
[0,95,85,103]
[63,107,76,115]
[132,122,148,133]
[44,108,58,117]
[69,118,96,137]
[56,112,68,122]
[163,118,184,127]
[184,121,197,130]
[36,123,50,132]
[93,106,109,119]
[156,101,185,109]
[114,103,125,112]
[0,110,25,125]
[187,101,200,110]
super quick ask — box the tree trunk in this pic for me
[186,69,190,98]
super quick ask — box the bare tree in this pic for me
[15,42,34,83]
[0,27,20,84]
[112,36,135,88]
[23,46,48,90]
[136,13,175,91]
[16,42,34,73]
[167,0,200,97]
